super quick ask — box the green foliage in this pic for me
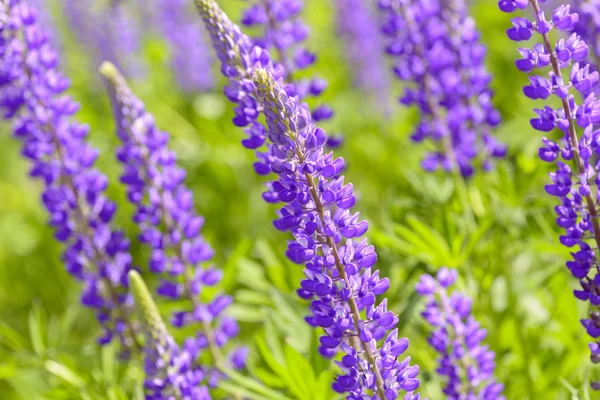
[0,1,598,399]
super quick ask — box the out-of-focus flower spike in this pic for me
[417,268,504,399]
[500,0,600,390]
[378,0,506,177]
[100,61,245,389]
[156,0,215,92]
[129,270,210,400]
[252,66,424,400]
[572,0,600,70]
[334,0,391,111]
[0,0,138,351]
[63,0,144,77]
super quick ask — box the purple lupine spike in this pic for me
[0,0,138,350]
[130,271,210,400]
[63,0,144,77]
[241,0,343,147]
[500,0,600,389]
[252,67,423,400]
[334,0,391,110]
[378,0,506,177]
[100,62,246,387]
[572,0,600,69]
[416,268,504,399]
[155,0,214,92]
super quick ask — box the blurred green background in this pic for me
[0,0,595,399]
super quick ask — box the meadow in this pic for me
[0,0,597,399]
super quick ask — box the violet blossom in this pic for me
[416,268,504,399]
[252,66,423,400]
[500,0,600,389]
[0,0,137,349]
[101,61,246,387]
[378,0,506,177]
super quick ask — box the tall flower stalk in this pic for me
[252,67,422,399]
[500,0,600,388]
[378,0,506,177]
[101,62,246,389]
[335,0,391,111]
[129,270,210,400]
[0,0,138,350]
[416,268,504,399]
[193,1,423,397]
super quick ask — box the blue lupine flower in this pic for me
[252,66,423,400]
[416,268,504,399]
[101,62,246,387]
[378,0,506,177]
[500,0,600,389]
[63,0,144,77]
[572,0,600,69]
[0,0,137,349]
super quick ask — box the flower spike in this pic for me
[0,0,138,350]
[101,61,246,389]
[252,66,423,400]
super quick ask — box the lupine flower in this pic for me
[378,0,506,177]
[416,268,504,399]
[155,0,215,92]
[129,270,210,400]
[334,0,391,109]
[500,0,600,388]
[193,2,413,395]
[63,0,144,77]
[572,0,600,69]
[27,0,59,48]
[100,62,245,387]
[0,0,137,349]
[241,0,342,147]
[252,67,422,400]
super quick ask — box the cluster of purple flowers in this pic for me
[500,0,600,386]
[572,0,600,69]
[334,0,390,108]
[130,270,210,400]
[253,66,422,400]
[101,61,246,387]
[378,0,506,177]
[194,0,423,397]
[0,0,137,349]
[240,0,339,140]
[416,269,504,399]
